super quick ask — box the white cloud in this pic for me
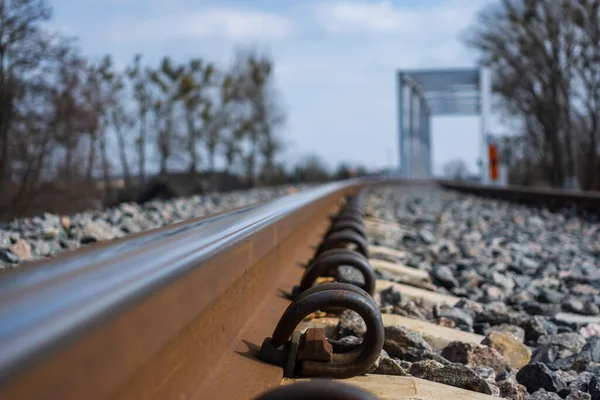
[106,8,291,45]
[318,1,412,34]
[316,0,487,38]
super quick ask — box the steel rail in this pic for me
[439,180,600,213]
[0,179,373,400]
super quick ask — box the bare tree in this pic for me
[10,66,57,212]
[221,127,244,174]
[259,120,284,183]
[443,159,470,179]
[203,71,242,175]
[179,58,215,174]
[149,57,185,176]
[126,54,152,184]
[219,72,245,174]
[467,0,576,187]
[0,0,52,193]
[467,0,600,189]
[229,50,285,186]
[97,55,134,191]
[53,47,89,190]
[82,63,102,181]
[0,0,290,218]
[293,154,331,183]
[4,35,94,214]
[110,81,133,190]
[94,56,114,197]
[572,0,600,189]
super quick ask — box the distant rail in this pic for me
[439,180,600,214]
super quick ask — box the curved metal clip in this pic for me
[328,219,367,238]
[259,283,384,379]
[294,249,376,297]
[316,229,369,258]
[332,204,364,220]
[330,196,365,225]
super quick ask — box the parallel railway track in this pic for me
[439,180,600,215]
[1,179,600,399]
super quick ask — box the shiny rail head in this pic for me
[254,380,378,400]
[260,284,384,379]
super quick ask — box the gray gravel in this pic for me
[367,185,600,319]
[0,185,306,268]
[361,185,600,398]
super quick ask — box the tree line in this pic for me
[0,0,298,218]
[468,0,600,189]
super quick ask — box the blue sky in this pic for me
[50,0,499,175]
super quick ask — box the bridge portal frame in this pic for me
[397,68,491,181]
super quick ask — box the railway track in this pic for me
[1,179,600,399]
